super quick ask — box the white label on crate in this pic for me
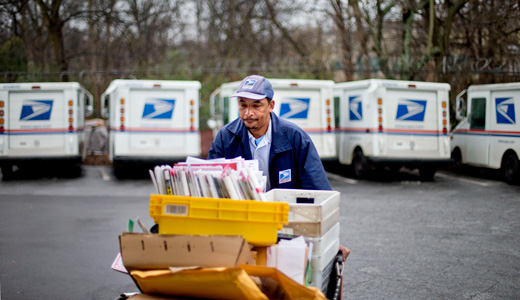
[164,204,189,216]
[279,227,294,235]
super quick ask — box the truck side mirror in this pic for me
[455,89,467,121]
[101,96,109,119]
[84,91,94,118]
[209,88,221,118]
[207,119,217,129]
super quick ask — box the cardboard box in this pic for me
[119,233,265,300]
[119,233,327,300]
[119,233,255,271]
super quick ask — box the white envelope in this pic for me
[266,236,308,284]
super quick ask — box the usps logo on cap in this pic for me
[396,99,427,121]
[279,169,291,184]
[279,97,310,119]
[349,95,362,121]
[243,79,257,90]
[20,100,53,121]
[496,97,516,124]
[142,98,175,119]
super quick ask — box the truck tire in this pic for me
[68,163,82,178]
[419,167,436,181]
[352,150,368,179]
[113,161,126,179]
[451,148,463,172]
[1,164,13,181]
[502,153,520,185]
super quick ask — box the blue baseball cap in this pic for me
[231,75,274,100]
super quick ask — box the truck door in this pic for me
[274,89,321,129]
[487,89,519,168]
[127,89,186,152]
[274,89,335,157]
[8,91,65,152]
[465,96,489,165]
[273,89,325,153]
[384,89,439,157]
[336,89,368,164]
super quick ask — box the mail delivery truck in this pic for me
[451,82,520,184]
[209,79,336,160]
[101,79,201,176]
[0,82,93,179]
[334,79,452,180]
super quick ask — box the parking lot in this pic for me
[0,165,519,299]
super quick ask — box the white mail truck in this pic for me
[101,79,201,177]
[0,82,93,179]
[209,79,336,160]
[451,82,520,184]
[333,79,452,180]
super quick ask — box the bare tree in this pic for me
[87,0,98,109]
[427,0,468,81]
[0,0,34,79]
[264,0,308,60]
[1,0,519,104]
[454,0,520,83]
[35,0,69,80]
[123,0,176,76]
[366,0,398,79]
[20,0,48,73]
[350,0,371,79]
[328,0,355,81]
[263,0,335,78]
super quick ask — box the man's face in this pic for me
[238,97,275,133]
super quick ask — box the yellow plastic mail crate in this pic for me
[149,194,289,246]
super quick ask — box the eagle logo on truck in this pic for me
[396,99,427,121]
[142,98,175,119]
[349,95,362,120]
[279,97,309,119]
[20,100,53,121]
[496,97,516,124]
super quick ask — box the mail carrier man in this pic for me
[208,75,331,191]
[208,75,350,261]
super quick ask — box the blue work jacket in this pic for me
[208,112,332,191]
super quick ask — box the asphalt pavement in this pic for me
[0,165,519,299]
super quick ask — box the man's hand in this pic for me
[339,245,350,262]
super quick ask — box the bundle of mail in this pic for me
[150,157,267,201]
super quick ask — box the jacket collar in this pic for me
[269,112,292,154]
[226,112,292,155]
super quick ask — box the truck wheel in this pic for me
[502,153,520,185]
[1,164,13,181]
[352,150,368,179]
[113,162,125,179]
[0,164,13,181]
[68,164,82,178]
[419,167,436,181]
[451,148,463,172]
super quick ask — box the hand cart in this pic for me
[325,252,345,300]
